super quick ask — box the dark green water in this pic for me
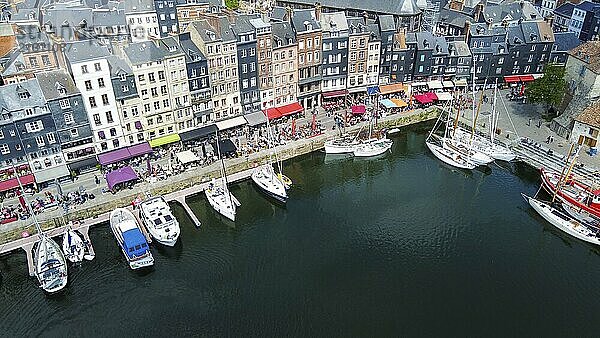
[2,126,600,336]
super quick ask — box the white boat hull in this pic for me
[444,138,494,165]
[353,139,393,157]
[62,229,85,263]
[110,208,154,269]
[426,140,477,169]
[35,236,68,293]
[324,140,357,154]
[139,196,180,247]
[523,194,600,246]
[205,184,238,221]
[251,165,287,203]
[453,127,516,162]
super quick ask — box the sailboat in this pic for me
[426,100,478,169]
[540,168,600,218]
[324,134,360,154]
[450,82,516,162]
[353,102,393,157]
[523,144,600,245]
[252,112,289,203]
[34,234,68,293]
[62,227,85,263]
[205,130,241,221]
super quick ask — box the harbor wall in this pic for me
[0,108,439,245]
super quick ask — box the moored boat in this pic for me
[252,164,288,203]
[522,193,600,246]
[353,138,393,157]
[62,228,85,263]
[35,235,68,293]
[540,168,600,218]
[426,135,478,170]
[205,178,240,221]
[138,197,180,246]
[110,208,154,269]
[324,137,359,154]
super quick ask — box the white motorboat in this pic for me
[34,235,68,293]
[62,228,85,263]
[387,128,401,135]
[522,193,600,246]
[110,208,154,269]
[426,135,478,170]
[324,138,358,154]
[353,138,393,157]
[206,178,241,221]
[139,196,180,246]
[252,164,288,203]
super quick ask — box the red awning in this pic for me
[322,90,348,98]
[425,92,438,101]
[351,105,366,114]
[0,174,35,193]
[277,102,304,116]
[504,75,521,83]
[413,94,433,104]
[519,75,535,82]
[264,107,282,120]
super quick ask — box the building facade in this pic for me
[320,12,349,99]
[271,21,299,108]
[291,9,322,109]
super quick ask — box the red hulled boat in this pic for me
[540,168,600,217]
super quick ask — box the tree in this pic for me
[225,0,239,9]
[525,63,566,115]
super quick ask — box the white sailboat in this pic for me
[252,112,289,203]
[205,130,241,221]
[324,136,359,154]
[35,234,68,293]
[522,193,600,245]
[450,82,516,162]
[425,100,478,169]
[62,227,85,263]
[353,103,393,157]
[139,196,180,246]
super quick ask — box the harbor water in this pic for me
[1,125,600,336]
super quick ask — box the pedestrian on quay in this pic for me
[527,118,531,126]
[94,175,100,185]
[546,135,551,144]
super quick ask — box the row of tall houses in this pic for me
[0,0,586,187]
[552,1,600,42]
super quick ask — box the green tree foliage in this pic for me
[225,0,239,9]
[525,63,566,111]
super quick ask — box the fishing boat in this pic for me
[138,196,180,246]
[522,193,600,245]
[62,228,85,263]
[110,208,154,269]
[34,234,68,293]
[540,168,600,218]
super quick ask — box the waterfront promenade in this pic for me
[0,107,438,246]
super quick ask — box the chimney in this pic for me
[474,2,484,22]
[464,20,471,43]
[286,6,293,23]
[362,11,369,25]
[449,0,464,12]
[545,14,554,29]
[315,2,322,21]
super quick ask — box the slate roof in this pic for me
[15,27,51,52]
[0,50,26,76]
[448,40,472,56]
[270,6,287,22]
[92,9,127,27]
[286,0,422,16]
[377,15,396,32]
[106,55,133,76]
[554,2,575,17]
[272,21,296,47]
[320,12,349,34]
[64,40,111,63]
[367,23,381,42]
[438,8,472,29]
[35,69,80,100]
[43,3,94,41]
[290,9,321,33]
[415,31,435,50]
[188,20,222,43]
[483,1,541,24]
[552,32,581,52]
[178,34,206,62]
[123,41,167,65]
[122,0,155,12]
[0,78,45,111]
[346,17,369,35]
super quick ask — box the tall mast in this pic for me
[13,163,42,234]
[552,143,577,203]
[490,79,499,144]
[452,90,461,137]
[215,130,234,208]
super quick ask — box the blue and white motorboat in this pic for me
[110,208,154,269]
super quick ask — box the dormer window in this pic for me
[61,20,69,27]
[168,45,176,52]
[119,73,127,81]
